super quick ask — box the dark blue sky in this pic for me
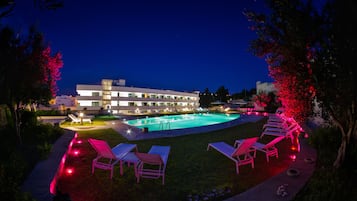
[6,0,272,95]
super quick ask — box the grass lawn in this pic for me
[56,119,294,201]
[60,115,120,128]
[60,120,107,127]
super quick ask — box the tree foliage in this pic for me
[245,0,318,122]
[231,88,256,101]
[215,86,229,103]
[246,0,357,168]
[0,26,63,144]
[253,92,270,108]
[0,0,15,19]
[199,88,215,108]
[313,0,357,168]
[253,91,280,113]
[0,0,63,20]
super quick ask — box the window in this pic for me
[129,102,135,106]
[92,102,100,106]
[92,92,100,96]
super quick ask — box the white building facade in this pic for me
[256,81,276,94]
[76,79,200,114]
[55,95,76,107]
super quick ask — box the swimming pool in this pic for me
[124,113,240,132]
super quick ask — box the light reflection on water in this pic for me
[124,113,240,132]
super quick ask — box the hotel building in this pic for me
[76,79,200,114]
[256,81,276,94]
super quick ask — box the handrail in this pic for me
[159,121,171,130]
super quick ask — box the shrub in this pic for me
[22,123,64,144]
[309,127,340,166]
[294,166,357,201]
[21,111,38,128]
[0,111,64,201]
[37,142,53,160]
[0,151,29,200]
[36,110,61,116]
[294,127,357,201]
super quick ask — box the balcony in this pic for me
[114,96,197,103]
[76,96,102,101]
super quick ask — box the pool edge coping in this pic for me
[109,114,264,141]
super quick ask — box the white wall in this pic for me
[77,90,101,96]
[256,81,276,94]
[78,100,92,106]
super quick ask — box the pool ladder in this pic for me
[159,121,171,130]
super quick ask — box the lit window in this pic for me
[92,102,99,106]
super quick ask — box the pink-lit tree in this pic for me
[253,92,270,109]
[245,0,317,123]
[246,0,357,168]
[0,26,63,144]
[253,91,279,113]
[41,47,63,97]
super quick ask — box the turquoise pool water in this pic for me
[124,113,240,132]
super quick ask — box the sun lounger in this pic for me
[88,138,137,179]
[263,120,288,130]
[68,114,92,124]
[207,137,258,174]
[135,145,171,185]
[234,136,285,162]
[260,123,300,142]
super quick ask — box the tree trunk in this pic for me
[328,105,355,169]
[332,114,356,169]
[333,134,347,169]
[7,103,22,145]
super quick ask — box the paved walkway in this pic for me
[21,130,75,201]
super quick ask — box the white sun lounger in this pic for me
[260,123,300,143]
[135,145,171,185]
[235,136,285,162]
[68,114,92,124]
[207,137,258,174]
[88,138,137,179]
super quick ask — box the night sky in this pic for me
[4,0,273,95]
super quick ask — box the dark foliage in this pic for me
[35,109,62,116]
[199,88,215,108]
[0,114,64,200]
[293,127,357,201]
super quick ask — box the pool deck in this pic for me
[107,114,264,141]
